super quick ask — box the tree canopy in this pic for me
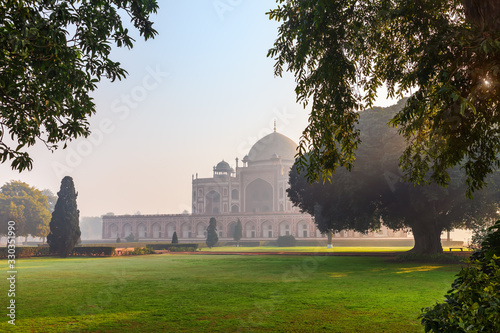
[0,0,158,171]
[0,180,51,239]
[268,0,500,197]
[42,189,57,212]
[288,101,500,254]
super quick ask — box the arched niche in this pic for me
[245,178,273,213]
[205,190,221,214]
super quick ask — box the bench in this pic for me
[449,247,464,252]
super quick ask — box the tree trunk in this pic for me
[463,0,500,31]
[326,230,333,249]
[408,220,443,254]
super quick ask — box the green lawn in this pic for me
[0,254,460,332]
[198,246,413,252]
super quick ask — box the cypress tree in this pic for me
[234,219,243,247]
[172,231,179,244]
[47,176,81,257]
[206,217,218,249]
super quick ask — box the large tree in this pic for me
[288,101,500,254]
[47,176,81,257]
[268,0,500,197]
[0,0,158,171]
[0,180,51,241]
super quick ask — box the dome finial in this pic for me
[274,119,276,132]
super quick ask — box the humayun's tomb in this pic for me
[102,127,407,241]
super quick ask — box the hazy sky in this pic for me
[1,1,398,217]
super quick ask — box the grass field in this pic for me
[197,246,413,252]
[0,253,461,332]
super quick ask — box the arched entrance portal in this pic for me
[227,221,237,239]
[245,221,256,238]
[279,221,291,236]
[245,178,273,213]
[152,223,161,238]
[261,220,273,238]
[123,223,132,238]
[109,224,118,238]
[196,222,207,238]
[205,191,221,214]
[166,223,176,238]
[181,223,191,238]
[297,221,308,238]
[138,223,147,238]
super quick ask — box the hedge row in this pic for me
[0,246,50,258]
[71,247,116,256]
[169,246,198,252]
[0,246,115,258]
[146,243,198,251]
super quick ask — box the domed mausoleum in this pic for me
[102,128,407,241]
[193,128,298,216]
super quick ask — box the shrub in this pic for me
[116,237,121,243]
[277,235,296,247]
[474,220,500,261]
[125,233,137,242]
[420,220,500,332]
[129,247,155,255]
[169,246,195,252]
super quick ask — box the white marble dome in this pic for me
[247,131,297,163]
